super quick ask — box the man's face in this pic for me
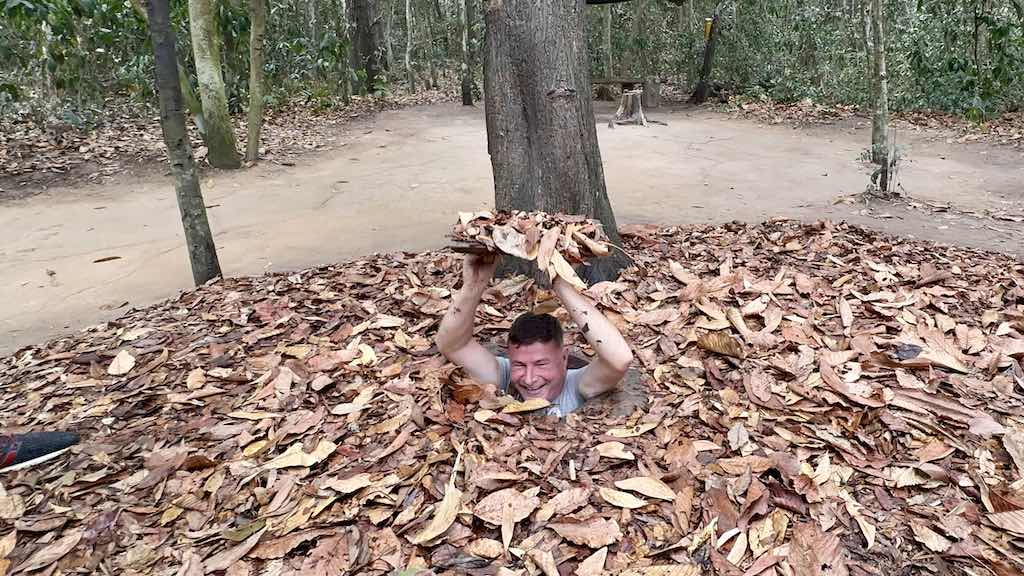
[507,340,568,402]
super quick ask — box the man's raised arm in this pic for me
[553,276,634,399]
[435,254,502,385]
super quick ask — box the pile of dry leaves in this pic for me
[0,89,453,189]
[2,219,1024,576]
[450,211,612,290]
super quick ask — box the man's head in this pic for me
[507,313,568,402]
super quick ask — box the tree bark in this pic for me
[335,0,353,102]
[246,0,267,162]
[129,0,207,137]
[691,14,719,104]
[146,0,222,285]
[405,0,415,91]
[460,0,474,104]
[870,0,890,193]
[189,0,241,168]
[484,0,627,282]
[353,0,385,92]
[603,4,613,77]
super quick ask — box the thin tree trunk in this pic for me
[484,0,627,282]
[460,0,473,104]
[189,0,241,168]
[871,0,890,192]
[146,0,222,284]
[385,0,395,72]
[336,0,353,102]
[129,0,207,136]
[424,0,438,89]
[246,0,267,162]
[603,4,613,77]
[405,0,415,91]
[691,13,719,104]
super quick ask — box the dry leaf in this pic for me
[910,522,952,553]
[536,487,591,522]
[16,529,83,572]
[502,397,551,414]
[410,455,463,545]
[595,441,635,460]
[619,566,700,576]
[989,510,1024,535]
[549,517,623,548]
[599,487,647,509]
[697,332,746,359]
[263,440,337,470]
[614,477,675,501]
[107,349,136,375]
[321,473,373,494]
[575,546,608,576]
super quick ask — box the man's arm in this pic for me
[553,277,634,399]
[435,254,501,385]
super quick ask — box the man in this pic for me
[436,254,634,417]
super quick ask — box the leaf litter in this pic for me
[0,218,1023,575]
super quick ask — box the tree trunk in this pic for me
[353,0,385,92]
[460,0,473,104]
[385,0,395,72]
[189,0,241,168]
[146,0,222,284]
[405,0,415,91]
[246,0,267,162]
[603,4,613,77]
[870,0,890,193]
[484,0,627,282]
[691,14,718,104]
[129,0,207,137]
[425,0,438,89]
[335,0,353,102]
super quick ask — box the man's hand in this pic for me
[463,253,499,290]
[435,253,502,385]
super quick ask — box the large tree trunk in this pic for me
[870,0,890,193]
[353,0,385,92]
[189,0,241,168]
[484,0,627,282]
[460,0,474,104]
[405,0,415,91]
[146,0,222,284]
[246,0,267,162]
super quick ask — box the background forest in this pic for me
[2,0,1023,133]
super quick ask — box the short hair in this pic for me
[509,313,563,347]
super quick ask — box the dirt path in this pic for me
[2,102,1022,355]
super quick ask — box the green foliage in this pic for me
[586,0,1023,118]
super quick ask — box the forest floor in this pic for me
[1,100,1022,355]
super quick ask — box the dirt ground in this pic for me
[2,101,1022,355]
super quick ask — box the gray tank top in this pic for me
[495,357,586,418]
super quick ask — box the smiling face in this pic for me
[507,340,568,402]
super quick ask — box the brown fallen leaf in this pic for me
[575,546,608,576]
[536,487,592,522]
[410,454,463,545]
[464,538,504,559]
[473,487,540,550]
[618,566,701,576]
[15,528,82,572]
[549,517,623,548]
[502,397,551,414]
[697,331,746,359]
[910,522,952,553]
[107,349,136,375]
[988,509,1024,535]
[614,477,675,501]
[263,439,337,470]
[595,441,635,460]
[599,487,648,509]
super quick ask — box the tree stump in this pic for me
[614,89,648,126]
